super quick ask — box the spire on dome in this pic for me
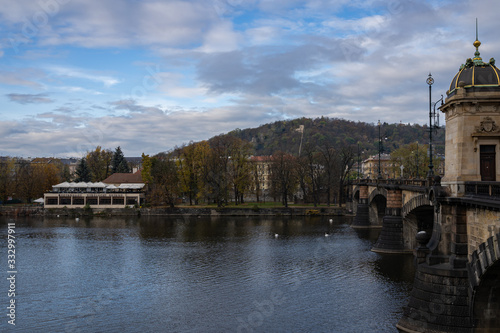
[473,18,484,65]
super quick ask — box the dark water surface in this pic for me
[0,215,415,332]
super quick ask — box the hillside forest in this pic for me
[0,117,444,207]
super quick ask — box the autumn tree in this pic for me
[86,146,113,181]
[390,142,430,179]
[175,142,201,205]
[141,153,153,185]
[295,154,310,204]
[270,151,298,207]
[147,153,180,207]
[337,145,355,206]
[14,161,60,203]
[0,158,15,203]
[318,144,337,206]
[302,144,322,206]
[38,163,61,195]
[15,161,38,203]
[201,136,231,207]
[228,137,252,205]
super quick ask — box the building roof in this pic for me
[31,157,55,164]
[448,37,500,97]
[103,170,143,184]
[250,156,271,162]
[51,181,144,190]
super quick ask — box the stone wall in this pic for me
[0,206,345,218]
[466,207,500,255]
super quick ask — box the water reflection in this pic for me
[0,215,415,332]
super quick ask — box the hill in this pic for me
[225,117,445,157]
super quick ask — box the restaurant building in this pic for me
[44,171,145,208]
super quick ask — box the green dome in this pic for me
[448,39,500,97]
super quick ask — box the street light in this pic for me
[357,143,361,180]
[378,120,382,179]
[416,141,419,178]
[426,73,443,180]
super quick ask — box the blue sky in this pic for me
[0,0,499,157]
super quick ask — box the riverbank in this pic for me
[0,205,347,217]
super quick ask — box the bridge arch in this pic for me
[368,188,387,227]
[401,194,434,252]
[402,194,432,219]
[469,235,500,330]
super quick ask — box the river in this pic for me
[0,215,415,332]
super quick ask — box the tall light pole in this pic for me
[416,141,419,178]
[426,73,434,179]
[357,143,361,180]
[426,73,443,181]
[378,120,382,179]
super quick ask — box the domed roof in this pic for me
[448,38,500,97]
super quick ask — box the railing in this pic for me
[351,178,430,187]
[465,182,500,198]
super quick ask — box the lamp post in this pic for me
[416,141,419,178]
[357,143,361,180]
[426,74,443,181]
[378,120,382,179]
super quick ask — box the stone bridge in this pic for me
[348,179,500,332]
[350,178,434,252]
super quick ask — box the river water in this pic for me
[0,215,415,333]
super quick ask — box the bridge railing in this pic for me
[352,178,430,187]
[465,181,500,198]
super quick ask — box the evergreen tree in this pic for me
[112,146,130,173]
[75,158,91,182]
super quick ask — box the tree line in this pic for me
[0,116,442,207]
[140,135,355,208]
[0,146,132,204]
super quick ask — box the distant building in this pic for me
[362,154,393,178]
[30,157,79,179]
[125,157,143,173]
[44,170,145,208]
[249,156,272,200]
[59,158,79,177]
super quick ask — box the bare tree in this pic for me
[270,151,298,208]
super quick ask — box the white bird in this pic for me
[57,215,59,218]
[75,218,80,222]
[325,233,330,237]
[329,219,333,223]
[274,233,279,238]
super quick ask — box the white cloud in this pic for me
[197,22,241,53]
[47,66,120,87]
[1,0,500,158]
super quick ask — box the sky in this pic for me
[1,0,499,158]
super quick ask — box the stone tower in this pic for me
[440,34,500,196]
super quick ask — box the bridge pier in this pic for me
[372,188,411,254]
[397,202,472,332]
[352,184,370,228]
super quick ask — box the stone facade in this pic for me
[466,208,500,255]
[441,84,500,196]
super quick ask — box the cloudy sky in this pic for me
[1,0,499,157]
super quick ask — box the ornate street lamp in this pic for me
[378,120,382,179]
[426,73,443,180]
[357,143,361,180]
[416,141,419,178]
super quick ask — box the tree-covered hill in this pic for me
[225,117,445,157]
